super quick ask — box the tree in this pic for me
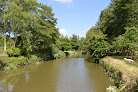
[0,0,7,51]
[71,34,80,51]
[124,27,138,55]
[56,37,72,51]
[0,0,60,57]
[112,27,138,55]
[79,37,85,51]
[96,0,137,38]
[85,27,110,59]
[96,8,114,38]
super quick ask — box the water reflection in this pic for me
[56,58,94,92]
[8,84,14,92]
[0,56,113,92]
[25,71,30,83]
[0,80,14,92]
[0,81,4,92]
[0,86,3,92]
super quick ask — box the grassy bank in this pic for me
[0,46,66,70]
[100,56,138,92]
[0,55,43,70]
[0,52,66,70]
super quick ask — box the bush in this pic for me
[20,48,27,56]
[15,56,28,65]
[7,49,13,57]
[0,55,42,70]
[91,39,111,59]
[0,46,4,51]
[13,48,21,57]
[28,55,42,63]
[52,46,65,59]
[7,48,21,57]
[57,51,66,58]
[0,59,5,69]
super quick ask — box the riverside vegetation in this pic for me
[0,0,86,70]
[0,0,138,91]
[83,0,138,91]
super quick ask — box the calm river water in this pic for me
[0,56,113,92]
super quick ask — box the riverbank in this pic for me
[0,47,67,70]
[64,50,86,56]
[0,50,84,70]
[100,56,138,92]
[0,55,43,70]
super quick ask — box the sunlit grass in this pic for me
[102,56,138,91]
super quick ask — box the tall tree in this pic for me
[0,0,7,51]
[71,34,80,51]
[56,37,72,51]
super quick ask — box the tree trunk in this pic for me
[14,34,17,47]
[4,7,6,52]
[4,32,6,51]
[9,31,10,49]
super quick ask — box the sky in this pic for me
[37,0,111,37]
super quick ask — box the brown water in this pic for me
[0,56,113,92]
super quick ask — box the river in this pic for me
[0,56,113,92]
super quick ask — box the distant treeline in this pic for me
[84,0,138,59]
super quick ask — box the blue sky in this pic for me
[37,0,111,37]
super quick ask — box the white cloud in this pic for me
[59,29,69,36]
[54,0,72,3]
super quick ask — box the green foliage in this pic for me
[7,48,21,57]
[78,37,85,50]
[0,0,60,57]
[124,27,138,52]
[0,55,41,70]
[20,48,28,56]
[91,39,110,59]
[96,0,137,38]
[52,45,65,59]
[56,37,72,51]
[87,0,138,58]
[0,56,27,70]
[71,34,80,50]
[85,27,110,59]
[28,55,42,63]
[57,51,66,58]
[112,27,138,55]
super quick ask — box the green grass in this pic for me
[111,55,138,67]
[0,55,42,70]
[101,56,138,92]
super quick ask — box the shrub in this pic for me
[7,49,14,57]
[52,46,65,59]
[57,51,66,58]
[13,48,21,57]
[0,59,5,69]
[20,48,27,56]
[0,46,4,51]
[15,56,28,65]
[28,55,42,63]
[0,55,42,70]
[7,48,21,57]
[91,39,111,59]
